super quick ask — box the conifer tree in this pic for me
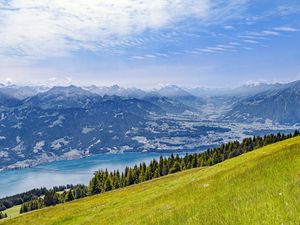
[169,161,181,174]
[66,190,75,202]
[89,175,102,195]
[44,190,60,206]
[126,169,134,185]
[104,177,113,192]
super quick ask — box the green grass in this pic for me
[2,136,300,225]
[2,205,21,220]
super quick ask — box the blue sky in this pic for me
[0,0,299,88]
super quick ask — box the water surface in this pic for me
[0,152,186,198]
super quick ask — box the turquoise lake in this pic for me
[0,152,189,198]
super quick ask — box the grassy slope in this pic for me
[2,205,21,221]
[2,136,300,225]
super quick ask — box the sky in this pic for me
[0,0,299,88]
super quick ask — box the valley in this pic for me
[0,82,299,171]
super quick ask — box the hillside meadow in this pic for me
[2,136,300,225]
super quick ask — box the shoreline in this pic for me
[0,147,211,172]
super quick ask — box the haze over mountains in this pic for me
[0,80,299,170]
[227,81,300,124]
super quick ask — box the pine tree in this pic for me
[145,167,151,181]
[162,161,169,175]
[138,169,145,182]
[153,168,160,178]
[169,161,181,174]
[20,203,28,214]
[126,169,134,186]
[44,190,60,206]
[66,190,75,202]
[104,177,113,192]
[158,156,164,176]
[89,176,102,195]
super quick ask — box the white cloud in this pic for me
[217,44,236,48]
[274,26,299,32]
[144,54,157,58]
[154,53,169,57]
[0,0,247,59]
[46,77,73,86]
[224,25,234,30]
[243,40,258,44]
[238,35,266,40]
[273,4,300,16]
[262,30,280,36]
[4,77,13,85]
[198,48,218,53]
[207,47,225,51]
[228,42,240,46]
[130,56,145,60]
[247,30,280,37]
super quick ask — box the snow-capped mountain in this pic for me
[1,81,300,170]
[0,85,49,100]
[188,82,282,98]
[0,85,200,169]
[23,85,98,109]
[156,85,195,98]
[226,80,300,124]
[0,91,21,108]
[228,82,283,97]
[156,85,204,107]
[85,85,200,112]
[0,90,167,170]
[144,96,198,114]
[85,85,146,98]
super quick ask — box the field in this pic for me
[2,136,300,225]
[1,205,21,221]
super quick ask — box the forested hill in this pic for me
[2,133,300,224]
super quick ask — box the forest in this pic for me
[0,185,75,212]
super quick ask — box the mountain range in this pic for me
[226,80,300,124]
[0,80,300,169]
[0,85,202,169]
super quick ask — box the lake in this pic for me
[0,152,188,198]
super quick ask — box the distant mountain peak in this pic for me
[156,85,194,98]
[46,85,94,96]
[84,85,146,98]
[227,80,300,124]
[111,84,121,89]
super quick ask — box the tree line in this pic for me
[10,131,300,215]
[88,131,299,194]
[0,184,76,212]
[20,185,87,213]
